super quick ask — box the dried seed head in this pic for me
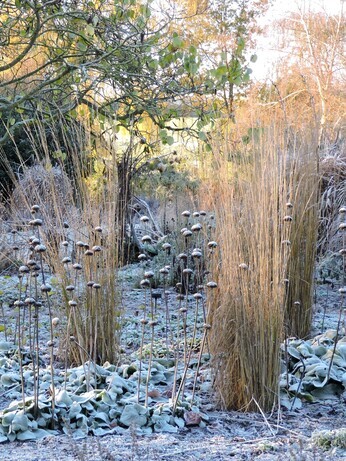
[140,215,150,223]
[206,281,218,289]
[339,207,346,214]
[63,222,69,229]
[193,212,200,218]
[62,240,69,247]
[286,202,293,209]
[35,244,47,253]
[140,318,148,325]
[199,210,207,216]
[14,300,24,307]
[180,227,188,234]
[203,323,212,330]
[239,263,248,270]
[24,297,36,305]
[159,267,169,275]
[176,294,185,301]
[149,320,158,327]
[29,218,43,226]
[31,204,40,213]
[19,265,30,273]
[283,215,293,222]
[138,253,147,261]
[162,243,172,251]
[66,285,75,292]
[47,340,55,347]
[83,243,90,249]
[69,300,77,307]
[144,270,154,279]
[207,241,218,249]
[192,250,202,259]
[87,280,95,287]
[282,279,290,285]
[41,284,52,292]
[142,235,152,243]
[31,238,40,246]
[182,210,191,218]
[72,263,82,270]
[339,287,346,294]
[281,240,291,246]
[52,317,60,327]
[183,230,193,238]
[176,282,183,290]
[92,245,102,252]
[339,223,346,231]
[193,293,203,300]
[178,253,188,260]
[140,279,150,288]
[191,223,202,232]
[180,307,187,313]
[76,241,85,248]
[294,301,301,306]
[183,268,193,276]
[93,283,101,289]
[62,257,71,264]
[69,336,75,342]
[12,245,19,251]
[84,250,94,256]
[339,249,346,255]
[152,291,162,299]
[95,226,103,233]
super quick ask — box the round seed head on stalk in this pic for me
[193,212,200,218]
[193,293,203,300]
[239,263,249,270]
[72,263,82,270]
[11,229,16,234]
[140,318,149,325]
[12,245,19,251]
[144,270,155,279]
[180,227,188,234]
[52,317,60,327]
[68,300,77,307]
[140,279,150,288]
[209,214,215,220]
[165,265,171,271]
[31,270,40,277]
[66,285,75,292]
[35,301,43,308]
[29,219,43,227]
[176,294,185,301]
[84,249,94,256]
[41,284,52,293]
[138,253,147,261]
[31,204,40,213]
[95,226,103,233]
[339,287,346,294]
[192,249,202,259]
[206,281,218,289]
[47,340,55,347]
[35,244,47,253]
[142,235,152,243]
[197,284,204,291]
[339,249,346,255]
[180,307,187,313]
[14,300,25,308]
[182,210,191,218]
[339,223,346,231]
[178,253,188,261]
[31,238,40,246]
[183,230,193,238]
[191,223,202,232]
[162,242,172,251]
[69,336,76,342]
[286,202,293,209]
[281,240,291,246]
[176,282,183,291]
[199,210,207,217]
[62,257,71,264]
[140,215,150,223]
[19,265,30,273]
[92,245,102,252]
[183,268,194,277]
[87,280,95,287]
[83,243,90,249]
[207,241,218,249]
[283,216,293,222]
[203,323,212,330]
[63,222,69,229]
[24,297,36,305]
[339,207,346,214]
[149,320,158,327]
[76,241,85,248]
[282,279,290,285]
[62,240,69,247]
[159,267,169,275]
[93,283,101,289]
[294,301,301,307]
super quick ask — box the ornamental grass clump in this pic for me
[205,128,319,412]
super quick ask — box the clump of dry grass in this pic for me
[204,126,319,412]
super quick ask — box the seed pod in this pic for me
[193,293,203,300]
[87,281,95,287]
[176,294,185,301]
[191,223,202,232]
[140,215,150,223]
[76,241,85,248]
[140,318,149,325]
[62,257,71,264]
[66,285,75,292]
[294,301,301,306]
[339,223,346,231]
[159,267,169,275]
[162,243,171,251]
[70,336,76,342]
[176,282,183,290]
[31,204,40,213]
[69,300,77,307]
[14,300,25,307]
[199,210,207,216]
[339,249,346,255]
[206,281,218,289]
[180,307,187,313]
[144,271,154,279]
[178,253,188,260]
[29,218,43,226]
[183,268,193,276]
[72,263,82,270]
[24,297,36,305]
[197,284,204,291]
[182,210,191,218]
[281,240,291,246]
[183,230,192,238]
[142,235,152,243]
[239,263,248,270]
[149,320,158,327]
[31,238,40,246]
[203,323,212,330]
[339,287,346,294]
[193,212,200,218]
[92,245,102,252]
[84,249,94,256]
[12,245,19,251]
[180,227,188,234]
[35,244,47,253]
[140,279,150,287]
[286,202,293,209]
[52,317,60,327]
[62,240,69,247]
[192,250,202,259]
[95,226,103,232]
[339,207,346,214]
[83,243,90,249]
[283,216,293,222]
[93,283,101,289]
[41,284,52,292]
[207,241,218,249]
[19,265,30,273]
[47,340,55,347]
[138,253,147,261]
